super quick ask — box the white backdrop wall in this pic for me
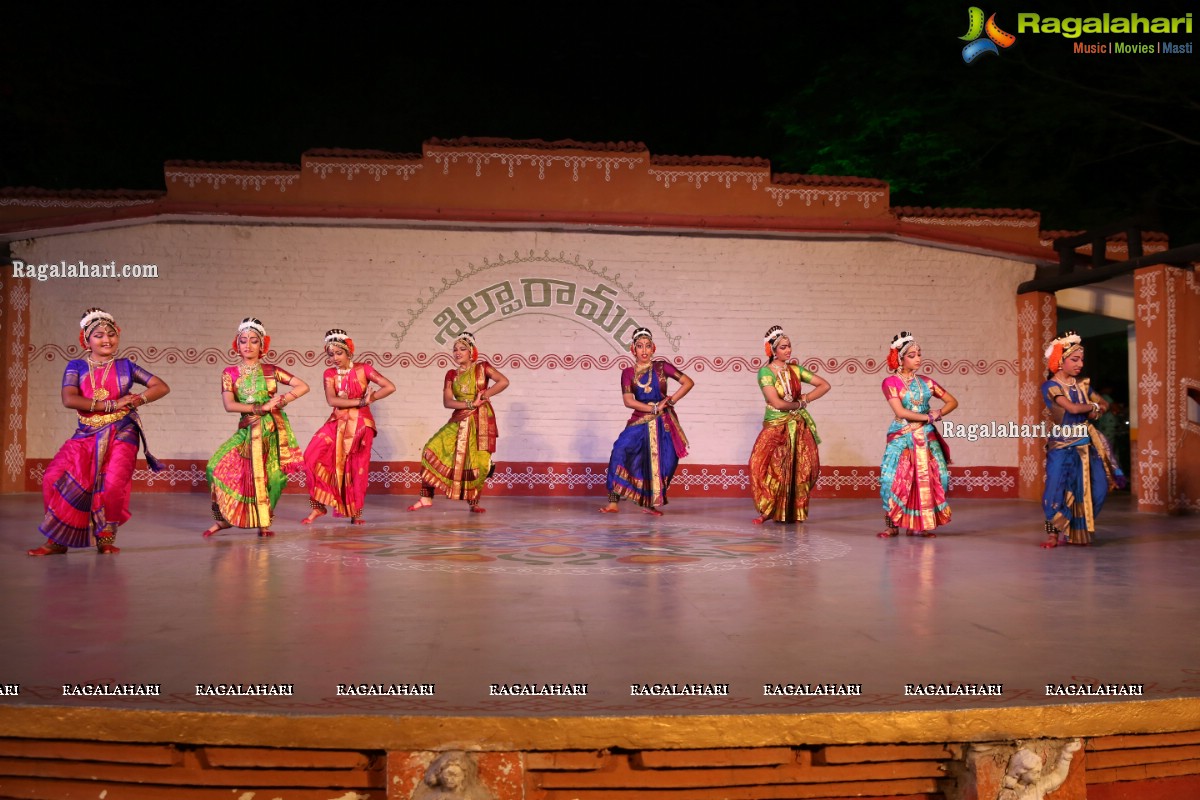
[17,222,1031,477]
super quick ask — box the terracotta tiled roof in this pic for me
[894,206,1040,219]
[427,137,648,152]
[305,148,422,161]
[0,187,164,202]
[164,160,300,172]
[1043,228,1169,243]
[649,155,770,168]
[773,173,888,188]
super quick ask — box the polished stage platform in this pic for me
[3,492,1198,719]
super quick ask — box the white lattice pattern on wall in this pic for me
[763,187,885,210]
[165,170,299,192]
[307,161,423,181]
[646,170,766,190]
[429,151,642,182]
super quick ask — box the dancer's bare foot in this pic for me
[27,541,68,556]
[470,506,486,514]
[642,507,664,517]
[302,508,326,524]
[599,502,619,514]
[258,528,274,537]
[203,522,232,538]
[407,498,433,511]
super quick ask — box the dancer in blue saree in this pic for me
[600,327,694,516]
[1041,331,1125,548]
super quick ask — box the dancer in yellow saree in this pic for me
[408,332,509,513]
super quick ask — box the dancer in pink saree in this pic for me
[28,308,170,555]
[302,329,395,525]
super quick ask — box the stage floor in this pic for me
[2,493,1198,718]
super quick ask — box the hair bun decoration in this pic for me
[80,308,115,331]
[1043,330,1082,359]
[325,328,354,355]
[79,308,118,347]
[763,325,786,358]
[238,317,266,337]
[233,317,269,356]
[1044,330,1083,373]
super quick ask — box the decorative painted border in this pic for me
[24,459,1017,497]
[30,345,1018,377]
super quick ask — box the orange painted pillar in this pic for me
[1134,264,1200,513]
[0,257,30,494]
[1016,292,1056,501]
[1132,265,1171,512]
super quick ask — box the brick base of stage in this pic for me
[1,709,1198,799]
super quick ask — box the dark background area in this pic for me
[3,2,1198,242]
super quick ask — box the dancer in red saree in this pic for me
[28,308,170,556]
[407,332,509,513]
[302,329,395,525]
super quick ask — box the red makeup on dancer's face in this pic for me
[1063,349,1084,376]
[902,346,922,371]
[452,340,472,366]
[326,346,350,369]
[87,325,119,359]
[632,337,654,364]
[238,332,263,360]
[773,337,792,362]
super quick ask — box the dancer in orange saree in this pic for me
[302,329,395,525]
[878,331,957,538]
[28,308,170,556]
[204,317,309,537]
[749,325,830,524]
[407,332,509,513]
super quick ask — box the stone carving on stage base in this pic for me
[411,751,496,800]
[944,738,1084,800]
[997,739,1082,800]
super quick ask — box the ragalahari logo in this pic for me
[960,7,1017,63]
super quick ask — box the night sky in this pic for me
[4,2,1198,242]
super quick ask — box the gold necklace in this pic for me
[772,361,793,401]
[635,363,654,392]
[86,356,115,401]
[336,362,354,397]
